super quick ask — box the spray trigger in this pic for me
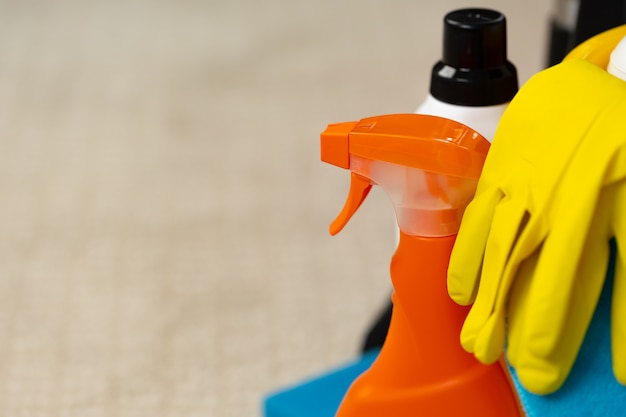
[330,172,372,235]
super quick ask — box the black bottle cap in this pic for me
[430,8,518,106]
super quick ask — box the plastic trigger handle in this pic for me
[330,172,372,236]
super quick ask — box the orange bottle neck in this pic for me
[389,231,477,383]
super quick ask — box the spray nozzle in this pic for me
[321,114,490,237]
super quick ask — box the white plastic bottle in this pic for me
[395,10,518,241]
[608,34,626,80]
[364,8,520,354]
[416,8,519,143]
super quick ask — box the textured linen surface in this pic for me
[0,1,547,416]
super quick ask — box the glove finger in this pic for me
[474,239,542,363]
[459,195,527,354]
[522,187,601,350]
[473,307,505,364]
[514,192,611,394]
[474,222,544,365]
[448,187,503,306]
[506,246,541,368]
[527,190,614,350]
[518,235,609,394]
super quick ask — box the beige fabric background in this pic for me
[0,1,551,416]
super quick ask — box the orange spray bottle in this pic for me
[321,113,522,416]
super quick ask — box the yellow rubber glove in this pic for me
[502,102,626,393]
[448,60,626,374]
[448,23,626,309]
[506,177,626,394]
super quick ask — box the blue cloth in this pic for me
[264,244,626,417]
[508,240,626,417]
[263,349,379,417]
